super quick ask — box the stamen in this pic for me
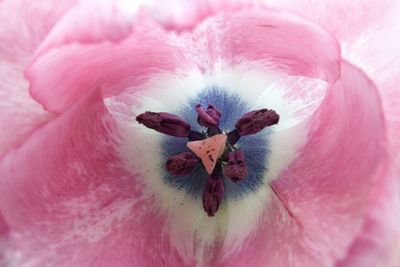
[188,130,206,141]
[136,112,191,137]
[202,166,224,217]
[223,150,248,183]
[235,109,279,136]
[166,152,198,176]
[195,104,221,128]
[226,129,240,146]
[207,126,222,137]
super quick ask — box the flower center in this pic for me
[136,89,279,216]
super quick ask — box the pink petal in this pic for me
[336,159,400,267]
[264,0,395,41]
[0,214,7,236]
[143,0,253,31]
[181,8,340,129]
[0,0,79,155]
[32,0,140,59]
[214,61,389,266]
[0,213,8,265]
[265,0,400,157]
[0,91,186,266]
[192,8,340,83]
[261,4,400,261]
[26,0,193,112]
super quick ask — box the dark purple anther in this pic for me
[223,150,248,183]
[166,152,198,176]
[235,109,279,136]
[202,176,224,217]
[196,104,221,128]
[136,111,191,138]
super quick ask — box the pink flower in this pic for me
[0,0,399,266]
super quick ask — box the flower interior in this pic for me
[136,89,279,216]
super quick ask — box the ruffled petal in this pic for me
[0,91,188,266]
[26,1,193,114]
[0,0,79,155]
[212,61,388,266]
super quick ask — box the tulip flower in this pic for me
[0,0,399,267]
